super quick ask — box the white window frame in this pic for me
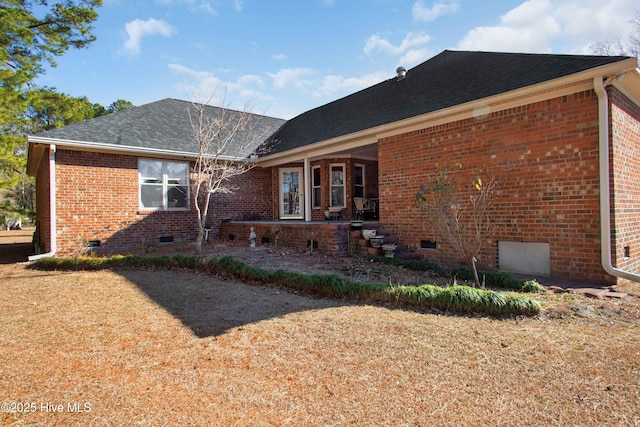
[329,163,346,208]
[312,165,321,209]
[354,163,365,199]
[138,159,190,211]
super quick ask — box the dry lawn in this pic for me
[1,255,639,426]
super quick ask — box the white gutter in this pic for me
[594,76,640,283]
[29,144,57,261]
[27,136,250,163]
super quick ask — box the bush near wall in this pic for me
[30,254,541,317]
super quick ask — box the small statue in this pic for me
[249,227,256,248]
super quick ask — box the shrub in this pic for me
[370,256,542,293]
[30,255,541,317]
[387,284,540,316]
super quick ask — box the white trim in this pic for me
[29,144,57,261]
[304,158,311,222]
[27,136,250,162]
[279,167,304,219]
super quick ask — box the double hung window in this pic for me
[354,164,365,198]
[330,164,345,207]
[139,159,189,210]
[312,166,321,209]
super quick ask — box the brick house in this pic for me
[27,50,640,285]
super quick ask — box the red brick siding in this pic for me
[379,90,614,284]
[205,167,273,238]
[53,150,270,255]
[609,87,640,278]
[220,221,351,256]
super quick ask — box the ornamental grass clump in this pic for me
[387,284,540,316]
[370,255,543,293]
[30,254,541,317]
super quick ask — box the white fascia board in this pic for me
[27,136,252,162]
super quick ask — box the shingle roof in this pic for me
[265,50,632,154]
[32,98,286,157]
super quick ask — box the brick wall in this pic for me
[52,150,270,255]
[609,86,640,278]
[220,221,351,256]
[206,167,273,238]
[378,89,616,284]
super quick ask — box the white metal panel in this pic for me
[498,241,551,276]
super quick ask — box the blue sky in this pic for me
[37,0,638,119]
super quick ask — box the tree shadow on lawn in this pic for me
[116,269,347,338]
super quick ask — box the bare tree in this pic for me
[591,11,640,58]
[189,94,276,254]
[416,163,498,287]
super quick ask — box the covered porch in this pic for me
[261,141,380,224]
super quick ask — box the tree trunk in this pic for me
[470,256,480,288]
[196,227,204,255]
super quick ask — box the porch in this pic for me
[219,220,383,257]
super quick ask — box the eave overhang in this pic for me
[26,135,254,176]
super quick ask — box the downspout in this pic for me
[29,144,57,261]
[594,76,640,282]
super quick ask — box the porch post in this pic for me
[304,157,311,221]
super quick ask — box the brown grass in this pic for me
[1,261,639,426]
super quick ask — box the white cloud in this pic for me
[123,18,175,55]
[399,47,434,66]
[457,0,636,54]
[315,71,388,97]
[364,32,432,56]
[363,32,433,66]
[233,0,244,12]
[272,53,288,61]
[267,68,317,90]
[412,0,460,22]
[168,63,271,110]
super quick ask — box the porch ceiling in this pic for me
[260,142,378,166]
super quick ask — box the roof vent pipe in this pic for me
[396,66,407,80]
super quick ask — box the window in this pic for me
[312,166,321,209]
[330,164,345,207]
[139,159,189,210]
[354,164,365,198]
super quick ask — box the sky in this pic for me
[36,0,639,119]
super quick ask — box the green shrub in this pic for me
[370,256,542,293]
[387,284,540,316]
[30,254,541,317]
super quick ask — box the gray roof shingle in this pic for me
[33,98,286,157]
[265,50,632,154]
